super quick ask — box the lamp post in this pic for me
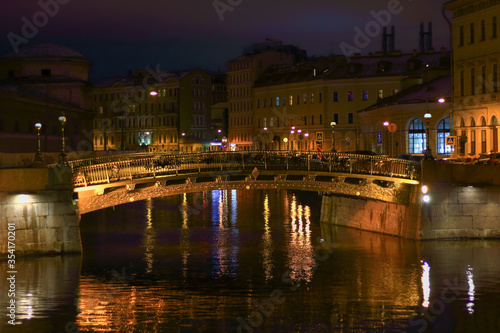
[283,137,288,151]
[34,122,43,162]
[424,112,433,160]
[330,121,336,152]
[222,136,227,150]
[383,121,397,157]
[58,114,68,165]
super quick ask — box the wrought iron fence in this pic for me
[70,151,421,188]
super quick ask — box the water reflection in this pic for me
[3,191,500,332]
[287,194,314,283]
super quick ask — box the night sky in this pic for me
[1,0,450,82]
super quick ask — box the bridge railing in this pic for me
[71,151,420,188]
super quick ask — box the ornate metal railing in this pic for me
[70,151,420,188]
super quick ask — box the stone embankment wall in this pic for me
[320,161,500,240]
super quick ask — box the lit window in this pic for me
[347,91,353,101]
[362,90,368,101]
[409,118,426,154]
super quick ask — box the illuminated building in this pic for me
[92,69,226,152]
[445,0,500,155]
[253,49,450,152]
[227,39,307,150]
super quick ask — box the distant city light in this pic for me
[217,129,222,133]
[263,127,268,131]
[438,98,445,103]
[150,91,158,96]
[383,121,389,126]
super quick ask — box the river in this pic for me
[1,189,500,332]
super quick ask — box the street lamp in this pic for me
[283,137,288,151]
[330,121,336,152]
[58,114,68,165]
[34,122,43,163]
[424,112,433,160]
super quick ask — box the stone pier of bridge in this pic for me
[0,166,80,258]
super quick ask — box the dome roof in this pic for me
[4,44,85,59]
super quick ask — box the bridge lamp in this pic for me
[181,132,186,137]
[297,129,302,133]
[304,133,309,137]
[421,185,428,194]
[283,137,288,151]
[422,194,431,203]
[217,129,222,133]
[263,127,267,131]
[58,114,68,165]
[438,98,445,103]
[34,122,43,163]
[149,91,158,96]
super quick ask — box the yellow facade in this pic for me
[253,52,448,153]
[445,0,500,155]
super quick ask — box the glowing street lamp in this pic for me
[34,122,43,163]
[424,112,433,160]
[58,114,68,165]
[330,121,336,152]
[149,91,158,96]
[283,137,288,151]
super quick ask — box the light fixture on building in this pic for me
[150,91,158,96]
[424,112,433,160]
[330,121,337,152]
[34,122,43,163]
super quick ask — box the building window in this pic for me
[257,99,260,108]
[493,16,498,38]
[459,25,464,46]
[437,117,451,155]
[471,68,476,95]
[263,117,267,127]
[409,118,426,154]
[460,70,465,96]
[481,20,486,41]
[311,115,314,125]
[276,97,280,106]
[311,93,314,104]
[319,114,322,125]
[470,23,475,44]
[333,91,339,102]
[377,89,384,99]
[333,113,339,124]
[392,88,399,95]
[348,113,354,124]
[283,96,286,106]
[470,130,476,155]
[347,91,353,101]
[319,93,322,103]
[290,95,293,105]
[263,98,267,108]
[297,95,300,105]
[362,90,368,101]
[303,94,307,104]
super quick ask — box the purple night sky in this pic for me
[1,0,450,81]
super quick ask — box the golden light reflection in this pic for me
[261,194,274,281]
[142,198,156,274]
[466,265,475,315]
[287,194,314,283]
[230,189,237,223]
[421,261,431,308]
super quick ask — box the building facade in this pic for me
[252,50,450,153]
[91,69,226,152]
[227,40,307,150]
[445,0,500,156]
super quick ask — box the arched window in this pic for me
[409,118,426,153]
[437,117,451,155]
[492,116,498,125]
[470,117,476,127]
[460,118,465,127]
[481,116,487,126]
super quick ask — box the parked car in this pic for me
[476,152,500,165]
[462,156,478,165]
[439,157,462,164]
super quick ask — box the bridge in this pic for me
[66,151,420,214]
[2,151,500,258]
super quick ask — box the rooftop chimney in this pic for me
[419,22,433,53]
[382,26,396,54]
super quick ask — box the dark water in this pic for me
[1,190,500,333]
